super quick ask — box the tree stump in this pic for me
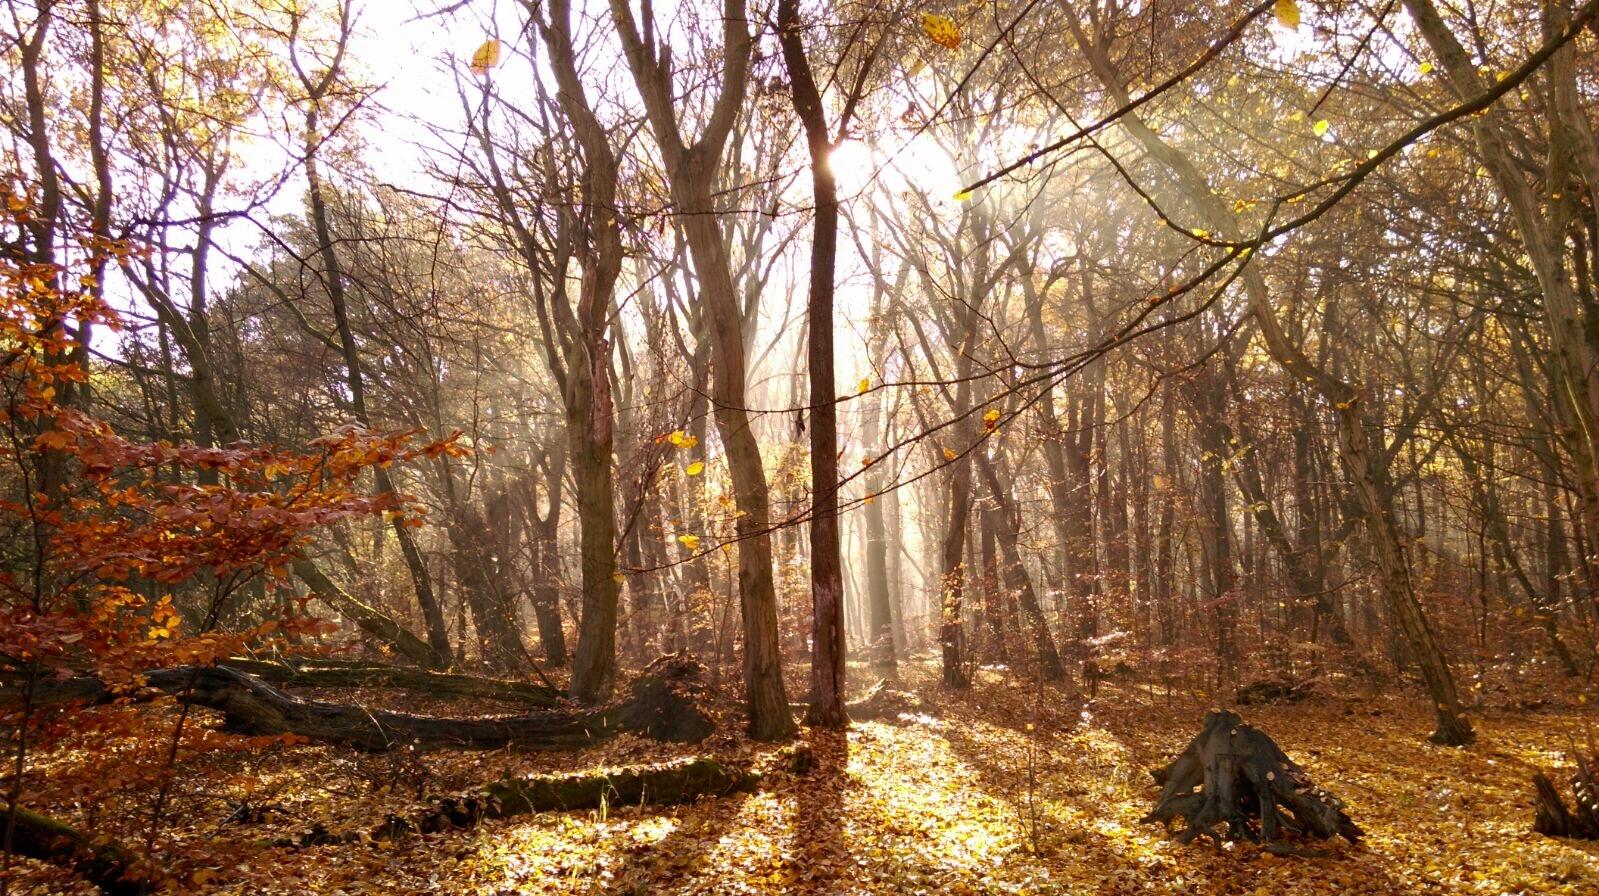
[1532,753,1599,839]
[1143,710,1363,848]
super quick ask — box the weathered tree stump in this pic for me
[1533,754,1599,839]
[1143,710,1362,848]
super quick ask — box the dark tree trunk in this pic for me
[777,0,848,728]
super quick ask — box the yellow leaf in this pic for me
[953,189,974,201]
[1418,61,1433,75]
[684,460,705,476]
[858,377,871,394]
[667,430,687,446]
[678,534,702,551]
[1312,119,1330,137]
[1274,0,1300,29]
[920,12,961,50]
[982,408,1001,431]
[469,39,503,76]
[943,448,958,461]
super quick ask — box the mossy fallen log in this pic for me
[219,657,561,707]
[4,656,713,751]
[283,755,757,847]
[5,660,562,710]
[1143,710,1362,848]
[168,655,711,750]
[2,806,153,895]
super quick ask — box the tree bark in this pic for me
[608,0,794,740]
[777,0,848,726]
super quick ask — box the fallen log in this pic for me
[219,658,561,707]
[4,656,713,751]
[4,661,561,712]
[282,755,757,847]
[1532,753,1599,839]
[1143,709,1362,847]
[791,680,924,723]
[1234,679,1312,706]
[2,806,154,895]
[168,655,711,750]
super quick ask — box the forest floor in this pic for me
[10,660,1599,895]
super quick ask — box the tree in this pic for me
[607,0,795,739]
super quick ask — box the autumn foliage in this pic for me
[1,193,461,800]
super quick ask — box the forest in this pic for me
[3,0,1599,892]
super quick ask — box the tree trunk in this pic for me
[976,454,1067,680]
[292,560,440,668]
[1066,15,1472,743]
[777,0,848,727]
[303,100,451,668]
[607,0,793,740]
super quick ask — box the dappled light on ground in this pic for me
[18,664,1594,894]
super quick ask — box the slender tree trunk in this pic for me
[778,0,847,726]
[1067,17,1472,743]
[303,102,450,669]
[977,455,1067,680]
